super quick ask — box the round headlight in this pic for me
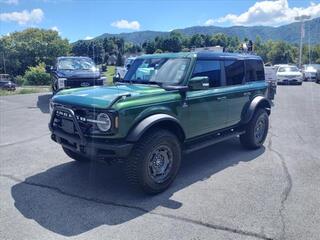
[96,113,111,132]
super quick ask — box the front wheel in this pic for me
[240,108,269,149]
[125,129,181,194]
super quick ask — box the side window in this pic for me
[225,60,244,85]
[245,60,265,82]
[191,60,221,87]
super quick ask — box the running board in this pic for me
[184,130,245,154]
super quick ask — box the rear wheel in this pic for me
[126,129,181,194]
[62,147,90,162]
[240,108,269,149]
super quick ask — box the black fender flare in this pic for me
[126,114,185,142]
[242,96,271,124]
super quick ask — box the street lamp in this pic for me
[295,15,311,68]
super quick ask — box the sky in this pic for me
[0,0,320,42]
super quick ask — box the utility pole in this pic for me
[2,52,6,74]
[295,15,311,68]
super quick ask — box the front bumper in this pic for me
[1,85,16,91]
[277,78,302,84]
[49,106,133,159]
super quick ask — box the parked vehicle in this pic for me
[0,80,16,91]
[264,66,277,100]
[49,52,271,194]
[47,56,106,94]
[276,65,303,85]
[316,69,320,84]
[0,74,16,91]
[115,57,136,79]
[302,64,320,81]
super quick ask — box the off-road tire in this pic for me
[125,129,181,194]
[62,147,90,162]
[240,108,269,149]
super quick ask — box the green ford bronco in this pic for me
[49,51,271,194]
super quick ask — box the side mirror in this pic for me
[188,76,209,91]
[113,73,121,83]
[126,64,131,69]
[45,65,52,73]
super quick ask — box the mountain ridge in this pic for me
[93,17,320,45]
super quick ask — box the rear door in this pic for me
[185,59,229,138]
[223,59,249,126]
[244,59,267,101]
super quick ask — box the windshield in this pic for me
[278,66,299,73]
[125,58,135,66]
[304,65,320,71]
[124,58,190,84]
[57,58,97,71]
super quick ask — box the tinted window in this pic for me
[225,60,245,85]
[245,60,265,81]
[192,60,221,87]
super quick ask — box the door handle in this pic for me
[217,96,227,101]
[243,92,251,96]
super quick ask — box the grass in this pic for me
[103,65,116,85]
[0,86,50,96]
[0,67,117,96]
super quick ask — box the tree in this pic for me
[143,41,156,54]
[190,34,204,48]
[267,41,298,64]
[0,28,71,76]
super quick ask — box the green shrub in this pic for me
[14,75,26,86]
[23,63,51,86]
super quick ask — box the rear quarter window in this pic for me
[245,60,265,82]
[225,60,245,85]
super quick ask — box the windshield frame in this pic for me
[122,57,191,86]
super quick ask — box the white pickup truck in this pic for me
[115,57,136,79]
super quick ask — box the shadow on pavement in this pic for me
[11,138,265,236]
[37,94,52,114]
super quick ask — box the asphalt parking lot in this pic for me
[0,83,319,240]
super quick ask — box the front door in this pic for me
[184,59,229,138]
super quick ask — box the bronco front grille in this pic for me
[53,105,99,136]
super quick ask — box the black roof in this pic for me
[196,51,262,61]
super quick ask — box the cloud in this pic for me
[111,19,140,30]
[50,26,61,34]
[204,0,320,26]
[84,36,94,40]
[0,8,44,25]
[1,0,19,5]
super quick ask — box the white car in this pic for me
[303,64,320,81]
[276,65,303,85]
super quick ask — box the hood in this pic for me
[57,69,101,79]
[277,72,302,77]
[52,84,165,109]
[304,69,317,73]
